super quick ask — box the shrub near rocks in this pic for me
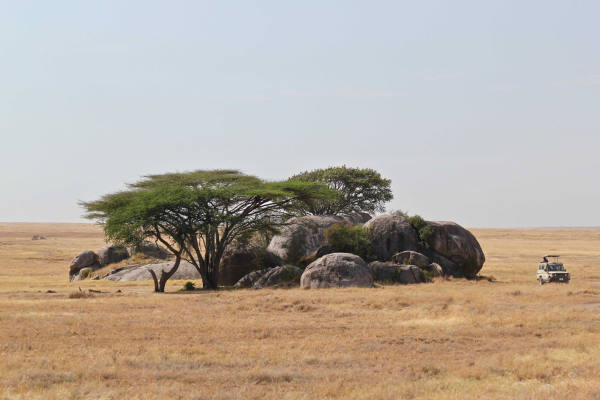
[267,214,371,264]
[324,223,372,262]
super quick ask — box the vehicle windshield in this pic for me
[548,264,565,272]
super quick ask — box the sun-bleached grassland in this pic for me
[0,223,599,399]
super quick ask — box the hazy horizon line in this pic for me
[1,220,599,230]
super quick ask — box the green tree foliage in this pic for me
[81,169,333,291]
[408,215,435,248]
[324,223,372,261]
[289,166,393,216]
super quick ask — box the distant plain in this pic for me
[0,223,599,399]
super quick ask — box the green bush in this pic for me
[182,281,196,291]
[324,223,372,261]
[408,215,426,231]
[392,210,408,218]
[420,269,433,282]
[80,269,92,280]
[408,215,435,248]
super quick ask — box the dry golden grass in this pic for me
[1,223,599,399]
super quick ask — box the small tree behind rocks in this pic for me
[289,166,393,216]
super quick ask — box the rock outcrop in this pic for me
[364,215,419,261]
[69,250,100,281]
[233,268,271,288]
[300,253,373,289]
[424,221,485,278]
[234,265,303,289]
[103,261,200,281]
[297,245,334,268]
[131,241,170,259]
[97,245,130,266]
[267,214,372,263]
[391,250,430,268]
[367,261,423,284]
[219,243,282,286]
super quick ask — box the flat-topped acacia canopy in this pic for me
[81,169,335,291]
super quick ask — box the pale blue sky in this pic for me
[1,1,598,227]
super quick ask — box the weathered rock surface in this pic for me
[391,251,430,267]
[425,221,485,278]
[103,261,200,281]
[298,245,334,267]
[219,243,282,286]
[425,262,443,277]
[424,251,459,276]
[69,250,99,278]
[70,266,100,282]
[234,265,303,289]
[234,268,271,288]
[300,253,373,289]
[97,245,129,266]
[267,214,372,263]
[367,261,423,284]
[364,215,419,261]
[131,241,170,259]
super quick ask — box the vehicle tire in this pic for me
[538,277,544,285]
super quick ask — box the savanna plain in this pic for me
[0,223,599,399]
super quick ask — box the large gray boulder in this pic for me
[69,250,100,279]
[234,265,303,289]
[97,245,130,266]
[103,261,200,281]
[267,214,372,264]
[219,243,282,286]
[131,241,170,259]
[368,261,423,284]
[364,215,419,261]
[391,251,430,268]
[234,268,271,288]
[425,221,485,278]
[300,253,373,289]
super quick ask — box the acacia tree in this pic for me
[82,170,332,291]
[289,166,393,216]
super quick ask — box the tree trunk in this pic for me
[149,269,160,292]
[202,261,218,290]
[149,256,182,293]
[202,275,217,290]
[158,271,169,292]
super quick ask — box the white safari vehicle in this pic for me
[537,255,570,285]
